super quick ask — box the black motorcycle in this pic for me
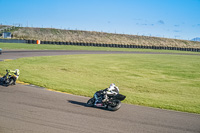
[0,70,16,86]
[86,90,126,111]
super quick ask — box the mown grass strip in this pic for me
[0,42,200,54]
[0,54,199,114]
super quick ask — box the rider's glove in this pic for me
[103,88,108,91]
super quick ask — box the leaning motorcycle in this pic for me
[86,90,126,111]
[0,70,17,86]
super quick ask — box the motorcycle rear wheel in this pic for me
[0,78,3,85]
[86,98,95,107]
[4,79,10,86]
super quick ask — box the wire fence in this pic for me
[0,39,26,43]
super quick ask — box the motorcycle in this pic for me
[0,70,17,86]
[86,90,126,111]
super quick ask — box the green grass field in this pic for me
[0,53,199,114]
[1,42,200,54]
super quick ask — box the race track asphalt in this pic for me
[1,50,199,60]
[0,50,200,133]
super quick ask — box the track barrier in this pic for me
[0,39,199,52]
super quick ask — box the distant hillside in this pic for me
[191,37,200,42]
[1,25,200,48]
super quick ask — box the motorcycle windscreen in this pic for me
[114,94,126,101]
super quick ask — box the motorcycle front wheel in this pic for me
[9,78,15,85]
[108,100,121,111]
[86,98,95,107]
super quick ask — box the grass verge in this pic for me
[0,54,199,114]
[0,42,200,54]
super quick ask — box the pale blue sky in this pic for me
[0,0,200,40]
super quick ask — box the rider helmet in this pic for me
[108,83,115,91]
[15,69,20,76]
[110,83,115,88]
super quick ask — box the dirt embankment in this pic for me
[3,26,200,48]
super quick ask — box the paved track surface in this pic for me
[1,50,199,60]
[0,50,200,133]
[1,50,151,60]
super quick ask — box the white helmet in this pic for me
[108,83,115,91]
[15,69,20,76]
[110,83,115,88]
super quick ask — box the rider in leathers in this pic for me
[94,83,119,106]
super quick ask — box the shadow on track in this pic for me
[68,100,87,107]
[67,100,111,111]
